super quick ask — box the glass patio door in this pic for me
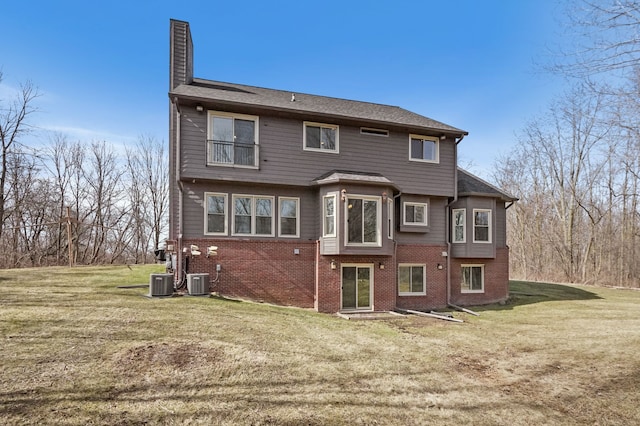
[341,265,372,310]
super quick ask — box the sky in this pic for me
[1,0,568,180]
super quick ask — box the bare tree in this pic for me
[552,1,640,78]
[0,72,39,241]
[125,135,169,262]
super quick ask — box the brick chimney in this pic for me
[169,19,193,90]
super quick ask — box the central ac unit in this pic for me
[187,273,209,295]
[149,273,173,297]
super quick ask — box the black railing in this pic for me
[207,140,258,167]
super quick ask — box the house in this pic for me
[167,19,517,313]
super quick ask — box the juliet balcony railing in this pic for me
[207,140,259,167]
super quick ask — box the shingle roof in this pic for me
[170,78,467,135]
[457,169,518,202]
[312,170,398,189]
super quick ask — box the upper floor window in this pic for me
[304,122,339,153]
[232,195,274,236]
[346,195,381,246]
[279,197,299,238]
[473,209,492,243]
[403,202,428,226]
[452,208,466,243]
[323,194,336,237]
[208,111,259,167]
[409,134,439,163]
[205,192,227,235]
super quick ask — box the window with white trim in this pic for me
[409,134,439,163]
[207,111,259,167]
[403,202,428,226]
[205,192,227,235]
[387,198,394,239]
[346,195,381,246]
[461,265,484,293]
[279,197,299,238]
[304,122,339,153]
[398,264,426,295]
[452,208,466,243]
[232,195,274,236]
[473,209,492,243]
[323,195,336,237]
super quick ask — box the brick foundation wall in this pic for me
[395,245,449,311]
[316,253,395,313]
[183,239,316,308]
[450,247,510,306]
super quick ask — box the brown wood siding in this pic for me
[394,197,447,245]
[169,20,192,90]
[450,197,497,259]
[495,202,507,248]
[178,110,456,197]
[180,181,317,240]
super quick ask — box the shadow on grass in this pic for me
[474,280,602,312]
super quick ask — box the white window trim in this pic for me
[473,209,492,243]
[341,263,374,311]
[231,194,275,237]
[403,202,428,226]
[204,192,228,236]
[387,198,394,240]
[323,194,337,237]
[409,134,439,163]
[344,195,382,247]
[398,264,427,296]
[461,264,485,293]
[452,208,466,243]
[278,197,300,238]
[207,110,259,168]
[303,121,339,153]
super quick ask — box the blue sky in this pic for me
[2,0,567,178]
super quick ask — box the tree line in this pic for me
[494,0,640,287]
[0,72,167,268]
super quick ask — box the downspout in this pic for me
[392,190,402,311]
[445,134,465,306]
[174,97,184,289]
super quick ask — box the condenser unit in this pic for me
[187,273,210,295]
[149,273,174,297]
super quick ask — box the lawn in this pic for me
[1,266,639,425]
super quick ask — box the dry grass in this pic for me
[1,267,639,425]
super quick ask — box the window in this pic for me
[304,122,339,153]
[205,193,227,235]
[323,195,336,237]
[360,127,389,137]
[346,196,381,246]
[398,265,426,295]
[403,202,428,226]
[279,197,299,238]
[461,265,484,293]
[208,111,259,167]
[387,198,394,239]
[473,209,492,243]
[452,208,466,243]
[409,134,439,163]
[232,195,274,236]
